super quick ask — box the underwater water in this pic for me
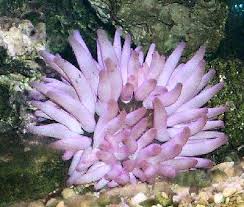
[0,0,243,206]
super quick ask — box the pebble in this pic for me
[55,201,65,207]
[198,191,209,203]
[172,185,190,203]
[46,198,59,207]
[152,181,172,195]
[223,187,237,197]
[211,170,228,183]
[152,204,163,207]
[61,188,76,199]
[212,162,235,177]
[130,192,148,205]
[65,195,98,207]
[102,183,149,198]
[225,197,230,204]
[214,193,224,204]
[196,205,206,207]
[28,201,45,207]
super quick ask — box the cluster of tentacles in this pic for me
[28,28,227,190]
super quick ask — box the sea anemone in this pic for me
[28,28,228,189]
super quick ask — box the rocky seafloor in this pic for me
[8,160,244,207]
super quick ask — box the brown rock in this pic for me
[152,181,172,196]
[211,162,235,177]
[28,201,45,207]
[61,188,76,199]
[65,195,99,207]
[101,183,149,198]
[55,201,65,207]
[46,198,59,207]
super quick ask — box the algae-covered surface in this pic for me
[0,133,66,206]
[0,0,243,206]
[89,0,228,55]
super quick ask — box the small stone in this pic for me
[152,204,162,207]
[212,162,235,177]
[130,192,148,205]
[55,201,65,207]
[210,170,228,183]
[198,191,210,204]
[237,202,244,207]
[223,187,237,197]
[61,188,76,199]
[214,193,224,204]
[196,205,206,207]
[46,198,59,207]
[152,181,172,195]
[172,185,190,203]
[0,17,46,57]
[28,201,45,207]
[65,195,99,207]
[240,160,244,169]
[97,194,121,206]
[236,195,243,203]
[102,183,149,198]
[156,192,172,206]
[225,197,230,204]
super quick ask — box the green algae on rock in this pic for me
[0,58,43,131]
[89,0,228,54]
[206,58,244,162]
[0,132,66,206]
[0,17,45,131]
[173,170,211,188]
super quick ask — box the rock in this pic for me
[27,201,45,207]
[174,170,211,187]
[241,160,244,169]
[0,17,46,57]
[214,193,224,204]
[46,198,59,207]
[55,201,65,207]
[156,192,172,206]
[235,165,244,176]
[97,194,121,206]
[210,170,228,183]
[65,195,99,207]
[211,162,235,176]
[198,191,210,204]
[61,188,76,199]
[152,181,172,195]
[101,183,149,198]
[207,58,244,162]
[223,187,237,197]
[89,0,228,55]
[130,192,148,206]
[151,205,163,207]
[172,185,190,203]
